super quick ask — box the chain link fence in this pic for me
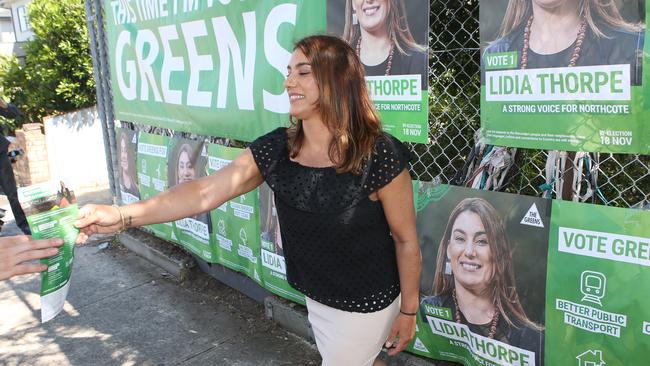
[87,0,648,209]
[417,0,648,208]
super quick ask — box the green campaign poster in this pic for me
[168,137,212,261]
[136,132,174,240]
[104,0,430,143]
[207,144,262,284]
[413,183,549,366]
[480,0,649,154]
[116,127,140,204]
[327,0,430,142]
[105,0,327,142]
[259,183,304,305]
[546,201,650,365]
[18,181,79,323]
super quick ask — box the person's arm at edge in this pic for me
[75,149,263,242]
[377,169,422,356]
[0,236,64,281]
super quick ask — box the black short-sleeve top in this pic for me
[249,127,411,313]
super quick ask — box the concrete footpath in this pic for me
[0,187,438,365]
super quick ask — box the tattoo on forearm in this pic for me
[127,216,132,228]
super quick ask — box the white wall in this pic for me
[8,0,32,42]
[44,107,110,190]
[0,9,15,57]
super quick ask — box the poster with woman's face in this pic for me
[480,0,648,154]
[207,143,263,284]
[259,182,305,305]
[116,127,140,204]
[168,137,211,259]
[410,183,550,366]
[327,0,430,143]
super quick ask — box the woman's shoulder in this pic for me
[249,127,289,178]
[506,319,544,349]
[484,28,522,55]
[600,24,644,50]
[360,133,412,193]
[371,133,412,169]
[420,293,452,308]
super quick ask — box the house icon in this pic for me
[576,349,605,366]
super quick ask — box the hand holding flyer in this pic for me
[18,181,79,322]
[0,236,63,281]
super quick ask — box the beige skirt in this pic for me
[306,295,400,366]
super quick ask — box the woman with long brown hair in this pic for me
[420,198,543,365]
[75,35,421,366]
[117,130,139,200]
[485,0,644,84]
[342,0,428,89]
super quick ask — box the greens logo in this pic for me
[520,203,544,228]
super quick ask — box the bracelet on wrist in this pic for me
[112,204,125,233]
[399,309,417,317]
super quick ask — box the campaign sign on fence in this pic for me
[327,0,430,142]
[207,143,263,284]
[136,132,174,240]
[116,127,140,205]
[259,183,305,304]
[104,0,429,143]
[168,137,212,261]
[409,183,549,366]
[480,0,648,153]
[104,0,323,141]
[546,201,650,365]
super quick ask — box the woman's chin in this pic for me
[454,276,489,292]
[532,0,572,11]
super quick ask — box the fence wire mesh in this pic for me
[89,0,648,209]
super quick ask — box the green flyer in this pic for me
[413,183,549,366]
[259,183,304,304]
[207,143,262,284]
[136,131,173,241]
[115,127,140,204]
[18,181,79,323]
[168,137,212,260]
[546,201,650,365]
[480,0,649,153]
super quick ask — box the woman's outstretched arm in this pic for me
[75,149,263,242]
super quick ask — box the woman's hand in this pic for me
[0,236,63,280]
[74,204,122,244]
[384,312,416,356]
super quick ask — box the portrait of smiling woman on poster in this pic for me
[339,0,428,89]
[169,140,209,225]
[420,198,544,366]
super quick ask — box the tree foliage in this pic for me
[0,0,95,129]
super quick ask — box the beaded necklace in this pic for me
[452,289,499,339]
[520,15,587,69]
[356,37,395,76]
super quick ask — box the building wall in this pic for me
[43,107,110,190]
[0,8,15,58]
[9,0,32,43]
